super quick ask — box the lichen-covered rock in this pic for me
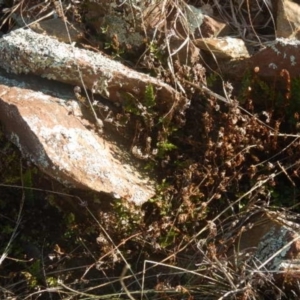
[29,18,84,43]
[0,71,155,205]
[218,38,300,80]
[254,211,300,273]
[0,28,187,115]
[228,209,300,279]
[194,37,250,59]
[84,0,155,51]
[277,0,300,38]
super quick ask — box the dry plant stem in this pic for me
[0,183,87,206]
[23,287,66,300]
[277,161,295,186]
[141,260,221,299]
[142,169,289,276]
[18,9,54,28]
[254,136,300,167]
[120,264,136,300]
[217,286,251,300]
[181,78,276,133]
[0,159,24,266]
[78,237,98,261]
[55,0,103,130]
[270,133,300,137]
[80,232,141,283]
[0,1,22,27]
[83,275,134,295]
[84,206,146,297]
[57,283,165,300]
[57,280,100,299]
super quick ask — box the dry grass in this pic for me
[1,0,300,299]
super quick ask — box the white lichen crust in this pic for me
[0,28,186,113]
[0,73,155,205]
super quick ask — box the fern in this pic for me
[144,84,156,109]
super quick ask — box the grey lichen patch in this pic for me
[184,4,204,33]
[216,37,249,58]
[268,42,281,56]
[268,38,300,58]
[194,37,249,59]
[255,225,298,271]
[28,121,149,200]
[103,15,144,48]
[290,55,297,66]
[269,63,277,69]
[10,132,21,151]
[0,28,128,78]
[276,38,300,47]
[0,29,69,74]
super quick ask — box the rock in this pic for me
[198,14,231,38]
[0,28,187,115]
[219,38,300,80]
[194,37,250,59]
[0,70,155,205]
[277,0,300,38]
[29,18,84,43]
[84,1,228,65]
[167,36,201,65]
[254,212,300,273]
[228,209,300,279]
[182,4,230,38]
[84,0,147,52]
[183,4,205,35]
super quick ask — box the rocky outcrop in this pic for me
[0,27,189,206]
[1,0,300,293]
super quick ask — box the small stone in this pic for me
[29,18,84,43]
[277,0,300,39]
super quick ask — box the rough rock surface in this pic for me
[194,37,250,59]
[277,0,300,38]
[0,29,187,114]
[215,0,300,78]
[229,210,300,277]
[221,38,300,80]
[197,14,230,38]
[0,70,155,205]
[29,18,84,43]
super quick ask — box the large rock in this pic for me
[0,28,187,115]
[220,38,300,80]
[0,70,155,205]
